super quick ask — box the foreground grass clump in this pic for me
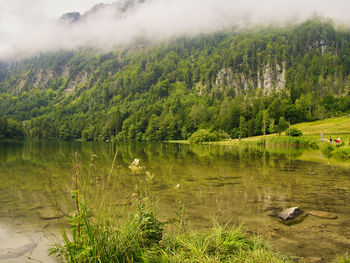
[51,199,293,263]
[149,223,293,263]
[333,253,350,263]
[51,199,165,262]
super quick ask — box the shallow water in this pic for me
[0,141,350,262]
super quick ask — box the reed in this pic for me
[263,136,318,148]
[333,253,350,263]
[333,146,350,159]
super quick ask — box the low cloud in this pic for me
[1,0,350,59]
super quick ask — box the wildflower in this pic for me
[131,158,139,166]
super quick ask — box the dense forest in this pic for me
[0,118,25,140]
[0,19,350,141]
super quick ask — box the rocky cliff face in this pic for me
[3,63,90,96]
[215,63,286,96]
[257,63,286,94]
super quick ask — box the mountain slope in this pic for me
[0,19,350,141]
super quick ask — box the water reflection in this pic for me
[0,141,350,261]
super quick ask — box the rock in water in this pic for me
[278,207,302,221]
[308,210,337,219]
[38,207,64,220]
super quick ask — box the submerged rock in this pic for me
[269,207,337,226]
[38,208,64,220]
[276,207,308,225]
[308,210,338,219]
[278,207,302,221]
[308,257,322,263]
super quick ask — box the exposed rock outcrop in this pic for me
[215,63,286,96]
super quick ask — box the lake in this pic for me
[0,141,350,262]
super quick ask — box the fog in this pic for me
[0,0,349,59]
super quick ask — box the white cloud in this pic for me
[0,0,350,59]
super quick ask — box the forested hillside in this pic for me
[0,19,350,141]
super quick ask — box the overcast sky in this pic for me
[0,0,350,59]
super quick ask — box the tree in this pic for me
[239,116,247,138]
[128,124,136,140]
[276,117,289,135]
[269,118,276,134]
[262,110,269,136]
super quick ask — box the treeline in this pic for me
[0,19,350,141]
[0,118,25,140]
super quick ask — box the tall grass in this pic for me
[231,136,318,149]
[333,253,350,263]
[263,136,318,149]
[147,223,292,263]
[50,198,164,262]
[321,143,335,157]
[321,141,350,160]
[333,146,350,159]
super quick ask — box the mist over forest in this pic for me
[1,0,350,59]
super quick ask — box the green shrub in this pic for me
[286,127,303,137]
[189,129,218,143]
[213,130,230,141]
[333,146,350,159]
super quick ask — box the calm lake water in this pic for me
[1,141,350,262]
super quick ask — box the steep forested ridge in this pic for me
[0,19,350,141]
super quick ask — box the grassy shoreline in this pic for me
[168,117,350,161]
